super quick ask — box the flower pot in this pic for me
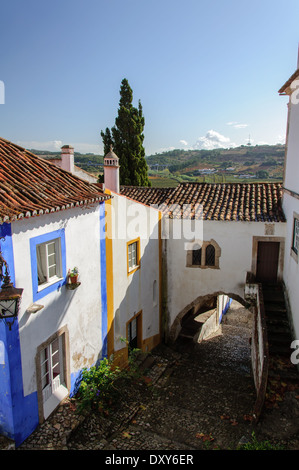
[70,275,78,284]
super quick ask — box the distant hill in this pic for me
[29,144,285,186]
[29,149,104,175]
[146,144,285,186]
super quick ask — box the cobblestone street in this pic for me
[5,301,299,452]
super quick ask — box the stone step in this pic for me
[262,291,285,303]
[264,303,287,314]
[266,324,290,336]
[267,332,293,345]
[268,343,292,357]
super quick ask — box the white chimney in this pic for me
[61,145,74,174]
[104,145,120,193]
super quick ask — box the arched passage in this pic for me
[167,291,251,345]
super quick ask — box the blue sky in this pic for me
[0,0,298,156]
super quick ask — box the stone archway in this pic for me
[167,291,250,344]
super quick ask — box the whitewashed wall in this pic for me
[165,219,286,333]
[109,193,160,351]
[284,89,299,194]
[281,77,299,341]
[283,183,299,341]
[11,204,103,398]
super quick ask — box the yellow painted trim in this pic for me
[127,237,141,276]
[126,310,143,350]
[105,189,114,358]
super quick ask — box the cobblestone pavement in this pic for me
[7,301,299,451]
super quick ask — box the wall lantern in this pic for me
[0,244,23,330]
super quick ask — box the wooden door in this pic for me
[256,241,279,283]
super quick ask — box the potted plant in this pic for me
[68,267,79,284]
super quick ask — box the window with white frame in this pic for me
[127,239,140,273]
[37,328,69,421]
[36,238,62,286]
[292,217,299,255]
[40,336,64,403]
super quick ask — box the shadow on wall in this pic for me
[98,209,162,371]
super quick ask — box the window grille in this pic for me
[205,244,215,266]
[192,248,202,265]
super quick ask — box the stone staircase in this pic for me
[262,283,299,382]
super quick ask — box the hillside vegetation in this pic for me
[30,144,285,188]
[146,144,285,187]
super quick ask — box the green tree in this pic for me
[101,78,150,187]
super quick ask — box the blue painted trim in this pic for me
[30,229,66,302]
[100,202,108,359]
[219,297,232,324]
[0,223,39,447]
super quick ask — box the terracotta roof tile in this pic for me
[0,137,110,224]
[121,182,285,222]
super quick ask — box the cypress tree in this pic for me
[101,78,150,187]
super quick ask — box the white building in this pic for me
[279,53,299,340]
[102,149,162,368]
[0,138,163,447]
[121,182,286,342]
[0,138,111,446]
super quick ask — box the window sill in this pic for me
[38,276,64,293]
[187,265,220,269]
[66,282,81,290]
[290,248,298,264]
[128,265,140,276]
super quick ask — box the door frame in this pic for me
[251,236,285,282]
[35,325,70,423]
[126,311,143,353]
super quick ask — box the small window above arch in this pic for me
[192,246,202,265]
[186,239,221,269]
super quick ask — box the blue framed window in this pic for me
[30,229,66,301]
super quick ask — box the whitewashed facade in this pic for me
[279,56,299,340]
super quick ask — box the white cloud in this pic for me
[276,134,286,145]
[17,140,63,151]
[192,130,236,150]
[227,121,248,129]
[179,139,188,147]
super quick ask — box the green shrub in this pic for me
[77,357,121,412]
[237,432,285,450]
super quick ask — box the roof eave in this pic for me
[278,68,299,95]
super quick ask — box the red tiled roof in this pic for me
[121,182,285,222]
[0,137,110,224]
[120,186,174,206]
